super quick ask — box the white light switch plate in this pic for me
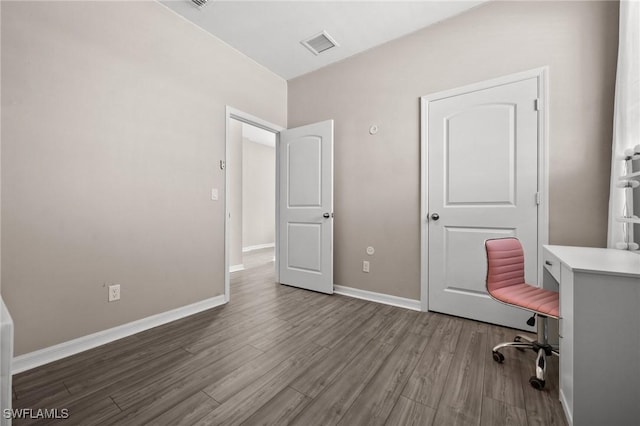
[211,188,218,201]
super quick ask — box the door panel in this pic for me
[443,226,516,296]
[279,120,334,294]
[446,105,516,205]
[288,137,322,206]
[287,223,322,272]
[428,77,539,330]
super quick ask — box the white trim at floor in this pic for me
[230,264,245,273]
[333,285,421,311]
[242,243,275,253]
[12,295,226,374]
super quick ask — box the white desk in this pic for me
[543,245,640,426]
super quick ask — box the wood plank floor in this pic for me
[12,262,567,425]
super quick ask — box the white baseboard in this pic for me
[12,295,226,374]
[333,285,421,311]
[230,264,245,273]
[1,298,14,423]
[242,243,275,253]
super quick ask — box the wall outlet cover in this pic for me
[108,284,121,302]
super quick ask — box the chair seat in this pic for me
[490,283,559,318]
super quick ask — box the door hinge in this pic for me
[220,160,226,170]
[534,98,541,111]
[535,192,541,205]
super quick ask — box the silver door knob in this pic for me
[323,213,331,218]
[431,213,440,221]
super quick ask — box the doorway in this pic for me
[224,107,284,302]
[224,107,335,301]
[420,68,549,330]
[228,118,277,273]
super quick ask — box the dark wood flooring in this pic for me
[12,262,567,425]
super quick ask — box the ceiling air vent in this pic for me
[192,0,208,8]
[301,31,339,56]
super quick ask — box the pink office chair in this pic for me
[485,237,559,390]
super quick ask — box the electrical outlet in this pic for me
[108,284,120,302]
[362,260,370,273]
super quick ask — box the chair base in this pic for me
[492,334,559,390]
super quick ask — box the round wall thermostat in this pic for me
[369,125,378,135]
[366,246,375,255]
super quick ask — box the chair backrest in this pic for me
[485,237,526,293]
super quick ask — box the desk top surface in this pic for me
[544,245,640,278]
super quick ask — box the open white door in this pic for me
[426,76,540,330]
[278,120,334,294]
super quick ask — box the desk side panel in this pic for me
[573,272,640,426]
[558,264,574,425]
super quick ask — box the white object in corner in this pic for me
[333,285,421,311]
[1,298,14,425]
[607,0,640,248]
[12,295,226,374]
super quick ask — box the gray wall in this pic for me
[1,1,286,355]
[0,1,2,300]
[242,139,275,249]
[0,2,4,392]
[288,0,618,300]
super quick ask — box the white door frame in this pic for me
[419,67,549,312]
[224,106,284,302]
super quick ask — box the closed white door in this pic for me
[427,77,539,329]
[278,120,334,294]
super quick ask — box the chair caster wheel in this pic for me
[514,336,525,351]
[529,376,545,390]
[492,351,504,363]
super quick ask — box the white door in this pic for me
[427,77,539,330]
[278,120,334,294]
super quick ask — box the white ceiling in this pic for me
[160,0,486,80]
